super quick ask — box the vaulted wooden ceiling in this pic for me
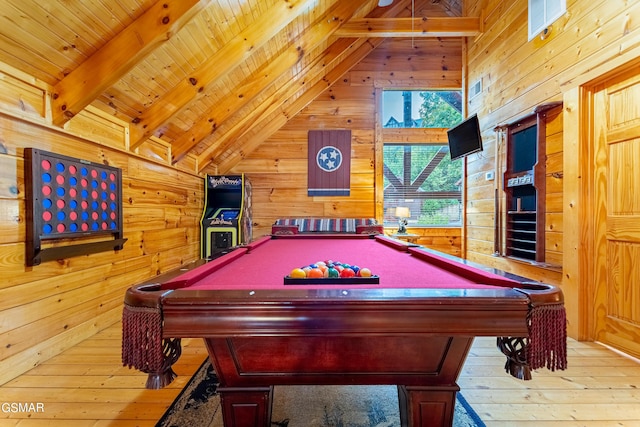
[0,0,478,174]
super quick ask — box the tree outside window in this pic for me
[382,90,463,227]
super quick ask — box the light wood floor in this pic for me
[1,322,640,426]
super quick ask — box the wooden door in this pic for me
[592,67,640,358]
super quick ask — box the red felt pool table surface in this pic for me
[173,234,506,291]
[122,234,567,427]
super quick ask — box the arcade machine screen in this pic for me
[214,209,239,221]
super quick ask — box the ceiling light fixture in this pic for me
[378,0,393,6]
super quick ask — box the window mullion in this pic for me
[403,146,412,196]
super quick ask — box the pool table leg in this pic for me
[218,386,273,427]
[397,385,459,427]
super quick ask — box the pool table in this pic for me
[122,234,567,427]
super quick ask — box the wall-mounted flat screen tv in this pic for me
[447,114,483,160]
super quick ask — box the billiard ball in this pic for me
[307,268,324,278]
[359,268,372,277]
[340,268,355,278]
[290,268,306,278]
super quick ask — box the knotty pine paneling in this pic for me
[4,0,634,384]
[467,212,495,229]
[546,212,563,233]
[0,200,22,244]
[466,0,640,337]
[0,64,48,122]
[135,137,172,164]
[0,86,203,386]
[232,37,462,239]
[63,107,128,151]
[232,75,378,237]
[384,227,463,257]
[544,108,564,267]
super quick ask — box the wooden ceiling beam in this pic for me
[334,17,481,37]
[51,0,206,127]
[127,0,318,150]
[170,0,368,164]
[195,36,364,171]
[198,0,414,173]
[214,38,386,174]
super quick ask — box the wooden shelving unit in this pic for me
[505,211,537,260]
[503,102,562,263]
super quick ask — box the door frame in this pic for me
[563,55,640,341]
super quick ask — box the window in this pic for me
[382,90,463,227]
[383,145,463,227]
[529,0,566,40]
[382,90,462,128]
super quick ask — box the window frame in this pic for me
[382,141,463,228]
[378,89,464,228]
[381,90,463,129]
[528,0,567,41]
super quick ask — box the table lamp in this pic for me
[395,206,410,234]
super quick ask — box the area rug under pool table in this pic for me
[156,360,486,427]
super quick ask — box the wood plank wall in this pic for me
[464,0,640,336]
[544,109,563,267]
[0,62,204,386]
[3,0,638,386]
[0,36,463,385]
[231,37,463,256]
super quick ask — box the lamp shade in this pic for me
[395,206,410,218]
[378,0,393,6]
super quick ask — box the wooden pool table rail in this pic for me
[122,236,566,399]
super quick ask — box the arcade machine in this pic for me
[200,174,252,258]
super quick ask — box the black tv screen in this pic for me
[447,114,483,160]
